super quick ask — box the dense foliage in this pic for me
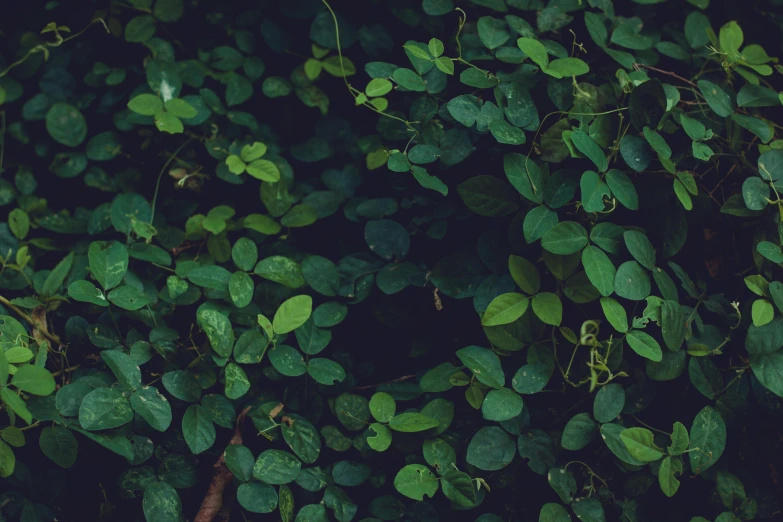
[1,0,783,520]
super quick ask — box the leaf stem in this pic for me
[0,294,62,345]
[149,137,195,224]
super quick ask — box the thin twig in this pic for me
[51,365,80,377]
[633,63,698,89]
[355,374,416,390]
[149,137,195,224]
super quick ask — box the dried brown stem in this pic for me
[193,406,252,522]
[0,296,62,346]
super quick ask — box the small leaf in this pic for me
[393,464,438,500]
[273,295,313,334]
[481,293,530,326]
[619,427,664,462]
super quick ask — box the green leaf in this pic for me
[541,221,588,255]
[369,392,396,423]
[365,219,410,261]
[689,406,726,473]
[719,20,743,54]
[107,285,151,311]
[79,388,133,430]
[164,98,197,118]
[447,95,481,127]
[11,365,55,395]
[229,271,254,308]
[561,413,597,450]
[392,68,426,91]
[593,383,625,423]
[226,155,246,174]
[142,482,182,522]
[546,58,589,78]
[697,80,735,117]
[197,309,234,358]
[224,444,255,481]
[571,498,606,522]
[548,467,577,503]
[273,295,313,334]
[306,358,345,385]
[620,135,652,172]
[101,350,141,390]
[254,256,305,288]
[611,21,653,50]
[155,113,184,134]
[67,280,109,307]
[182,404,215,454]
[411,166,449,196]
[643,126,672,159]
[1,387,31,424]
[466,426,515,471]
[571,131,608,172]
[626,330,663,362]
[659,456,683,497]
[539,503,572,522]
[225,72,253,106]
[745,274,769,296]
[42,252,74,296]
[162,370,201,402]
[742,177,769,210]
[366,78,392,97]
[368,423,393,452]
[517,37,549,68]
[281,414,321,464]
[605,169,638,210]
[434,56,455,75]
[0,350,7,386]
[504,153,545,204]
[624,231,656,270]
[269,345,307,377]
[388,413,439,432]
[481,292,529,326]
[477,16,510,49]
[661,300,687,350]
[457,175,519,217]
[758,149,783,181]
[127,93,163,116]
[125,15,157,42]
[614,261,651,301]
[582,247,616,297]
[130,386,172,432]
[509,255,540,294]
[246,159,280,182]
[441,469,477,506]
[481,388,523,421]
[669,421,690,455]
[393,464,438,500]
[224,362,250,399]
[456,345,505,388]
[753,299,775,327]
[9,208,30,240]
[39,427,77,468]
[532,292,562,326]
[237,482,278,513]
[737,84,779,107]
[580,170,610,212]
[619,427,664,462]
[253,449,302,484]
[46,103,87,147]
